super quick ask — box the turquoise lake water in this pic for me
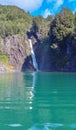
[0,72,76,130]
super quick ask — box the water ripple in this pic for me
[28,123,64,130]
[69,124,76,128]
[8,123,22,127]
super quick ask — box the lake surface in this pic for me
[0,72,76,130]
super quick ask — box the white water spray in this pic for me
[29,39,38,71]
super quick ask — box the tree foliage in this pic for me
[0,5,33,37]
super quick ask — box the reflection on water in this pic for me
[0,72,76,130]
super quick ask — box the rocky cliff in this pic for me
[0,34,51,72]
[0,35,32,72]
[0,5,76,72]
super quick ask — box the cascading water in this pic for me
[29,39,38,71]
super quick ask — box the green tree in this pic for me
[49,8,74,69]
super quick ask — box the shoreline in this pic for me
[0,63,76,73]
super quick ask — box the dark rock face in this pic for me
[21,55,36,72]
[34,42,51,71]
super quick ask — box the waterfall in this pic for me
[29,39,38,71]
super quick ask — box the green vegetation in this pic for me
[0,5,51,38]
[0,5,33,37]
[48,8,76,70]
